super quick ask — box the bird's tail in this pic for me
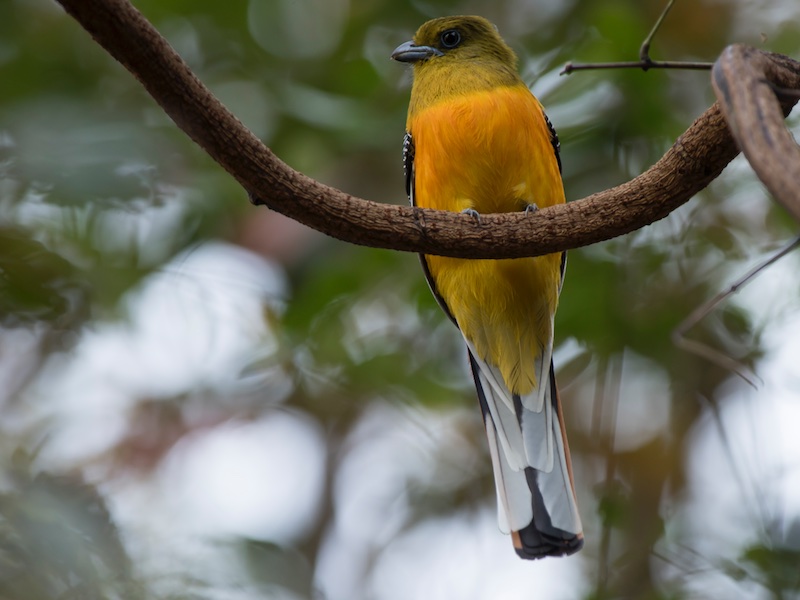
[469,351,583,559]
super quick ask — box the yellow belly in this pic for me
[411,86,565,395]
[425,254,560,395]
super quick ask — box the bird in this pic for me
[391,16,583,559]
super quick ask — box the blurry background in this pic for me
[1,0,800,598]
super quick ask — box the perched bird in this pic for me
[392,16,583,559]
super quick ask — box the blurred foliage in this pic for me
[0,452,146,600]
[0,226,88,328]
[1,0,799,599]
[738,541,800,597]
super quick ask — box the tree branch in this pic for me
[55,0,799,259]
[712,45,800,221]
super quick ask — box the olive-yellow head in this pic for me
[392,16,523,115]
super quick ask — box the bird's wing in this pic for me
[543,110,562,175]
[542,107,567,295]
[403,131,415,202]
[404,131,458,326]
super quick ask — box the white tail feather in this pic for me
[469,350,583,558]
[535,408,581,533]
[466,339,553,473]
[485,414,533,532]
[474,363,528,471]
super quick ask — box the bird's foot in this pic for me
[461,208,481,223]
[524,203,540,215]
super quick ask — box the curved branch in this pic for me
[712,45,800,221]
[55,0,798,259]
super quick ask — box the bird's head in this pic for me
[391,16,517,71]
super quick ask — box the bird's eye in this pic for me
[440,29,461,49]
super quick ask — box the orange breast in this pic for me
[409,85,565,395]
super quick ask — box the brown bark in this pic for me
[712,45,800,221]
[55,0,800,258]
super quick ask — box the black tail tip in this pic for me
[513,531,584,560]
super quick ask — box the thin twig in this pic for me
[640,0,676,63]
[672,235,800,386]
[562,60,712,75]
[562,0,712,75]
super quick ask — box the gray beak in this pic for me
[391,40,444,63]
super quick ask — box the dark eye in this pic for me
[440,29,461,49]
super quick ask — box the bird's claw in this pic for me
[462,208,481,223]
[524,203,540,215]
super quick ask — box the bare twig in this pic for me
[672,235,800,386]
[561,60,712,75]
[640,0,676,64]
[562,0,713,75]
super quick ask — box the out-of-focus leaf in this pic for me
[740,542,800,595]
[0,226,89,329]
[240,539,313,598]
[0,452,145,600]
